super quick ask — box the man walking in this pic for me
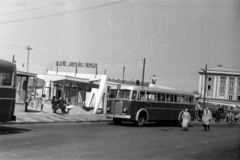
[202,108,212,131]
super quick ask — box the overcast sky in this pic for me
[0,0,239,91]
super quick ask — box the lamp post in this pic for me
[203,64,207,109]
[122,66,125,84]
[26,46,32,72]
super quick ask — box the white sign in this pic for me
[56,61,97,68]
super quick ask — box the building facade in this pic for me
[198,65,240,101]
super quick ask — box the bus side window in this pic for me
[177,95,182,102]
[174,95,177,102]
[151,93,156,101]
[181,95,185,103]
[185,96,189,103]
[132,90,137,100]
[189,96,194,103]
[166,94,173,102]
[146,92,151,100]
[140,92,146,101]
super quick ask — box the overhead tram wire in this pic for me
[0,0,130,25]
[0,0,77,16]
[0,44,27,48]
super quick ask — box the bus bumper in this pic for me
[106,114,131,119]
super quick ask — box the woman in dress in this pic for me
[181,108,191,131]
[202,107,212,131]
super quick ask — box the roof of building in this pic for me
[208,66,240,73]
[199,65,240,75]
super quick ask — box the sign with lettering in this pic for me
[56,61,97,68]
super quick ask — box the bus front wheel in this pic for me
[135,113,146,127]
[113,118,122,125]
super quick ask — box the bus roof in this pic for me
[0,59,16,72]
[110,84,195,96]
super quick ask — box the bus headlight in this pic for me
[123,108,128,113]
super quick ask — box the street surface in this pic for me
[0,122,239,160]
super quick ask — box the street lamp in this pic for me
[202,64,208,109]
[26,46,32,72]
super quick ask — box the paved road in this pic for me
[0,122,239,160]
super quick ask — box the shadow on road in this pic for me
[108,121,194,128]
[0,126,31,135]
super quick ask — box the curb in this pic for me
[1,119,112,125]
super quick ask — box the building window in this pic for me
[228,95,233,100]
[238,81,240,93]
[220,80,225,92]
[208,77,212,81]
[238,96,240,101]
[207,85,211,90]
[229,81,234,92]
[206,93,211,98]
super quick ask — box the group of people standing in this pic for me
[180,107,212,131]
[51,96,70,114]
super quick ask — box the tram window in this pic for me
[189,96,194,103]
[131,90,137,100]
[0,68,12,86]
[140,91,146,101]
[166,94,173,102]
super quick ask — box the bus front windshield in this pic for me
[118,89,131,99]
[0,68,12,86]
[109,89,118,98]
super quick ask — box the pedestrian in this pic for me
[202,107,212,131]
[40,94,46,112]
[26,95,31,108]
[51,96,58,113]
[215,107,221,123]
[181,108,191,131]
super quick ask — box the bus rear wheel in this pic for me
[113,118,122,125]
[135,113,146,127]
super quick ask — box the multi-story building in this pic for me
[198,65,240,102]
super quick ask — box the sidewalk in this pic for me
[5,102,112,124]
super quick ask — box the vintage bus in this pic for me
[106,84,196,126]
[0,59,16,122]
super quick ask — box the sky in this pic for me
[0,0,239,92]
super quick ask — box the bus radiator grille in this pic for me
[111,101,123,114]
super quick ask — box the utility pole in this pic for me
[26,46,32,72]
[142,58,146,86]
[203,64,207,109]
[123,66,125,84]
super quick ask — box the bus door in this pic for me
[165,94,174,120]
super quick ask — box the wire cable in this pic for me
[0,0,130,25]
[0,0,77,16]
[0,43,27,48]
